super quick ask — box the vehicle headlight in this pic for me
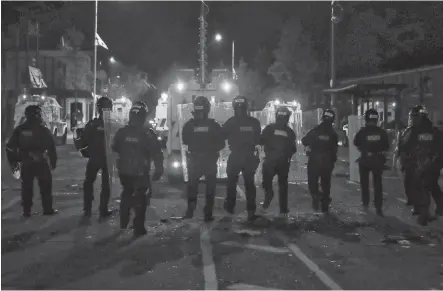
[172,161,181,168]
[158,136,162,141]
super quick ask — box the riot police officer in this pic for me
[223,95,261,221]
[260,106,297,217]
[301,109,338,213]
[112,102,164,237]
[398,105,443,225]
[5,105,58,217]
[354,109,390,216]
[182,96,225,222]
[79,97,114,218]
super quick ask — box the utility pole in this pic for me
[330,0,343,127]
[198,1,208,88]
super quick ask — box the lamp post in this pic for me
[213,33,236,79]
[330,0,343,127]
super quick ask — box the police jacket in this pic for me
[182,118,225,155]
[398,119,443,169]
[5,120,57,168]
[301,122,338,160]
[112,125,164,177]
[223,115,261,153]
[354,125,390,155]
[260,123,297,160]
[79,118,108,160]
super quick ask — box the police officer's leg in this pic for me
[429,170,443,215]
[225,155,241,214]
[403,169,414,205]
[372,168,384,216]
[184,157,202,218]
[203,160,218,222]
[20,162,35,217]
[319,168,333,213]
[36,161,56,215]
[83,159,100,216]
[243,155,259,220]
[358,162,370,208]
[307,160,321,211]
[119,175,134,229]
[99,163,112,217]
[416,181,432,226]
[133,182,149,236]
[262,159,276,210]
[277,160,290,215]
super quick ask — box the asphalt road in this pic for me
[2,144,443,290]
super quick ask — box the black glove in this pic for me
[152,167,164,181]
[51,161,57,170]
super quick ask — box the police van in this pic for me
[166,69,239,183]
[13,94,69,145]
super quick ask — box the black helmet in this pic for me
[97,96,113,113]
[232,95,248,116]
[129,103,148,126]
[25,105,43,122]
[364,108,379,123]
[409,105,428,117]
[193,96,210,113]
[275,106,291,125]
[321,109,335,123]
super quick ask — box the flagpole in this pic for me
[93,0,98,118]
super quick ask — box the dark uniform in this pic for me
[302,109,338,213]
[354,109,390,216]
[223,95,261,220]
[112,101,164,236]
[5,105,58,217]
[260,106,297,217]
[398,106,443,225]
[182,96,225,222]
[79,97,114,218]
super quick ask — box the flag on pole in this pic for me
[95,33,108,50]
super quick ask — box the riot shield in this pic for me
[177,103,193,182]
[102,109,118,196]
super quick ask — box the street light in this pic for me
[176,81,185,92]
[221,81,232,93]
[215,33,222,42]
[161,92,168,101]
[110,56,116,63]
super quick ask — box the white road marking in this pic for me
[2,196,21,212]
[228,283,274,290]
[220,241,289,254]
[236,185,246,200]
[200,224,218,290]
[276,231,342,290]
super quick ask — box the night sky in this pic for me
[2,1,330,84]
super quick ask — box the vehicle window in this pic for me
[160,119,166,127]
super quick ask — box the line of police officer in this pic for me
[6,96,442,237]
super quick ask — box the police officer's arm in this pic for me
[259,125,272,146]
[5,127,21,165]
[288,129,297,156]
[253,118,262,146]
[111,128,123,154]
[221,118,232,141]
[43,127,57,169]
[331,131,339,159]
[353,129,363,151]
[212,120,226,152]
[182,120,193,146]
[301,127,316,147]
[146,129,164,174]
[397,127,412,154]
[79,120,94,151]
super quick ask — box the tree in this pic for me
[268,17,321,103]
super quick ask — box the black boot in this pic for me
[183,202,196,219]
[99,209,113,219]
[376,208,384,217]
[43,209,58,215]
[312,197,320,211]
